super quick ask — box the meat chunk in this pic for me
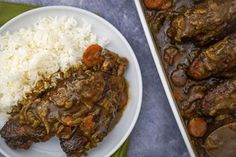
[202,79,236,116]
[168,0,236,46]
[205,123,236,157]
[171,69,187,87]
[1,120,48,149]
[60,96,120,157]
[188,33,236,80]
[60,130,89,157]
[0,49,129,157]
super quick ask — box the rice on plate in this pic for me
[0,16,106,113]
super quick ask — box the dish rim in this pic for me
[0,5,143,157]
[134,0,196,156]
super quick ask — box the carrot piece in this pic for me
[188,117,207,137]
[144,0,165,10]
[83,115,95,129]
[83,44,103,67]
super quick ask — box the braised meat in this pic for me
[202,79,236,116]
[0,119,49,149]
[168,0,236,46]
[144,0,236,156]
[0,45,129,157]
[188,33,236,80]
[60,130,89,157]
[205,123,236,157]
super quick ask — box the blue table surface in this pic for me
[1,0,190,157]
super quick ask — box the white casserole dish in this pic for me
[134,0,196,156]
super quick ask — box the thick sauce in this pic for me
[143,0,236,156]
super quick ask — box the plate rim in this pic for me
[0,5,143,157]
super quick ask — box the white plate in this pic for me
[0,6,142,157]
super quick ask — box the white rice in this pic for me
[0,16,103,112]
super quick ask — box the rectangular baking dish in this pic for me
[134,0,196,156]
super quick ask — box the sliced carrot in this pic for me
[144,0,166,10]
[188,117,207,137]
[83,115,95,129]
[83,44,103,67]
